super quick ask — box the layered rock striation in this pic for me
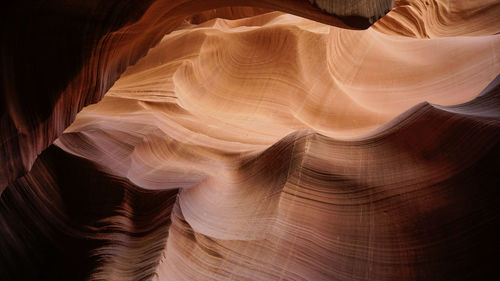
[1,0,500,280]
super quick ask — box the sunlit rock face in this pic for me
[1,1,500,281]
[0,0,390,190]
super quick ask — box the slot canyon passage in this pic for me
[1,0,500,280]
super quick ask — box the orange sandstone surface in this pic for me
[1,1,500,280]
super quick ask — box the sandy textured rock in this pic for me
[0,0,392,191]
[56,12,500,188]
[1,0,500,280]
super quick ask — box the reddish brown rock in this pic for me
[1,1,500,281]
[0,0,391,191]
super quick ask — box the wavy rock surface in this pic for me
[56,12,500,188]
[0,0,393,190]
[1,0,500,281]
[374,0,500,37]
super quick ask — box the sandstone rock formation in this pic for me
[1,0,499,280]
[0,0,393,190]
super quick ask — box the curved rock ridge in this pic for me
[374,0,500,37]
[0,145,179,281]
[2,75,499,281]
[0,0,393,190]
[55,12,500,190]
[1,1,500,281]
[46,10,500,281]
[3,0,498,189]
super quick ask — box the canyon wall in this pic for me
[1,1,499,280]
